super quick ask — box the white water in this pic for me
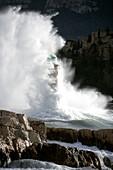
[0,7,64,113]
[0,7,112,126]
[3,159,94,170]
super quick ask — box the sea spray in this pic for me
[0,7,112,125]
[0,7,64,113]
[56,60,112,120]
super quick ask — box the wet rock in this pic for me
[21,142,101,169]
[0,110,112,169]
[47,127,78,143]
[93,129,113,151]
[47,127,113,152]
[78,129,94,146]
[103,156,111,168]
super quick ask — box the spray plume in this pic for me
[0,7,112,122]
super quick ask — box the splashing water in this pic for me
[0,7,112,127]
[56,60,112,120]
[0,7,64,112]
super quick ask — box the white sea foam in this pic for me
[0,7,112,124]
[56,60,112,120]
[3,159,94,170]
[0,7,64,113]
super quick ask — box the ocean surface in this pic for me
[45,112,113,130]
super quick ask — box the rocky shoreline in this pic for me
[0,110,113,169]
[47,127,113,151]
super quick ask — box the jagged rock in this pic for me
[17,114,32,131]
[0,110,113,169]
[28,130,41,143]
[28,118,46,141]
[21,142,101,169]
[0,110,32,131]
[47,127,78,143]
[0,110,42,167]
[58,30,113,96]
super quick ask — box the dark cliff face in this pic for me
[58,31,113,97]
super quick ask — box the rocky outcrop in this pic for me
[79,129,113,151]
[21,142,101,169]
[0,110,113,169]
[58,30,113,96]
[28,118,46,141]
[0,110,46,167]
[47,127,113,152]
